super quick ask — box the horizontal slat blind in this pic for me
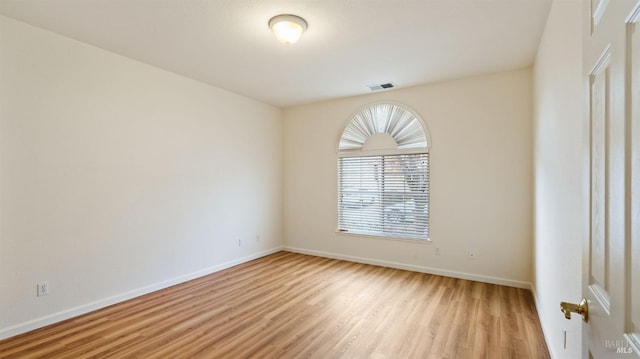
[338,153,429,240]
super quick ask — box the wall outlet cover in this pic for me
[37,282,49,297]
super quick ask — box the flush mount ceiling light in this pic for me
[268,14,307,45]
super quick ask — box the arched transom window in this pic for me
[337,103,430,240]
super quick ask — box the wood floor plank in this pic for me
[0,251,550,358]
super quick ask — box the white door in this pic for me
[579,0,640,357]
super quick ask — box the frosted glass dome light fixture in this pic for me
[269,14,307,45]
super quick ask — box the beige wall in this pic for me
[283,68,533,287]
[0,15,282,339]
[532,1,584,357]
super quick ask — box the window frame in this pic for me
[336,103,431,242]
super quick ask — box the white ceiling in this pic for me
[0,0,552,108]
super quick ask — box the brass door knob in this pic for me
[560,298,589,322]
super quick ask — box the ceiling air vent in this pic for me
[367,82,395,91]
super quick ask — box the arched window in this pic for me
[338,103,431,240]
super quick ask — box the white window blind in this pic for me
[338,153,429,240]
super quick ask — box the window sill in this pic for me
[335,230,431,244]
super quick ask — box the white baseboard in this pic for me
[0,247,283,341]
[283,246,532,289]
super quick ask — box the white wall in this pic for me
[532,1,583,358]
[0,15,282,339]
[283,69,533,287]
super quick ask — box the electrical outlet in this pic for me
[468,251,476,259]
[256,235,260,243]
[434,247,440,256]
[37,282,49,297]
[238,238,242,247]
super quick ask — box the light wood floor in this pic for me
[0,251,549,358]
